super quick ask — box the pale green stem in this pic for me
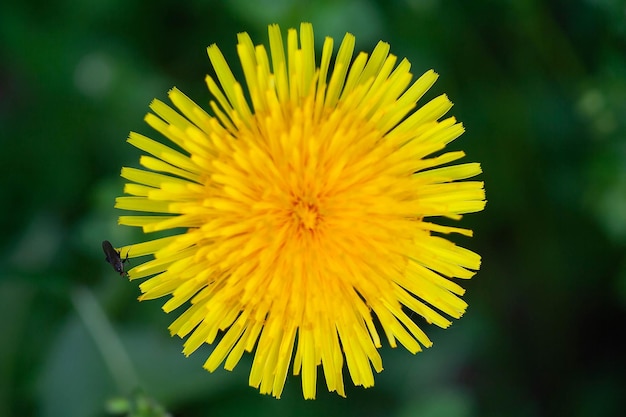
[72,287,139,394]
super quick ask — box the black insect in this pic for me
[102,240,130,276]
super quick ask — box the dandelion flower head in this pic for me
[115,22,486,399]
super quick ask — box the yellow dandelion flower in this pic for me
[115,22,486,399]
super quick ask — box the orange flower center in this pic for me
[293,197,320,230]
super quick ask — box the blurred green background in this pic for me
[1,0,625,416]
